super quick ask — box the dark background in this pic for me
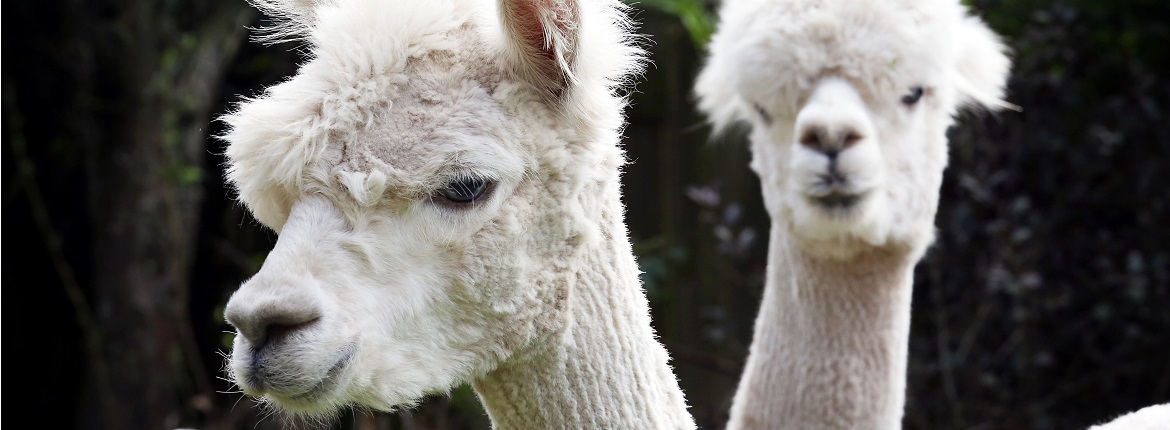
[4,0,1168,429]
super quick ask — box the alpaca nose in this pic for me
[798,125,863,158]
[224,282,323,347]
[794,77,873,158]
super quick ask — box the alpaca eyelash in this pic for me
[434,176,495,207]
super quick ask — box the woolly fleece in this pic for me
[218,0,695,428]
[694,0,1012,429]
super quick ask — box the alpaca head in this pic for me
[219,0,639,418]
[695,0,1011,259]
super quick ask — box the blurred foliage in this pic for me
[906,1,1170,428]
[628,0,718,48]
[635,236,690,300]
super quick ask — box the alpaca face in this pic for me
[223,68,539,416]
[747,73,949,258]
[219,0,640,418]
[695,0,1011,258]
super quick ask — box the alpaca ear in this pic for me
[499,0,581,100]
[249,0,330,43]
[952,15,1016,111]
[253,0,322,17]
[694,53,745,136]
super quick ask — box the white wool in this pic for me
[694,0,1013,429]
[218,0,694,427]
[696,0,1012,133]
[1089,403,1170,430]
[695,0,1013,258]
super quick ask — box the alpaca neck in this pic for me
[727,226,917,430]
[472,183,694,429]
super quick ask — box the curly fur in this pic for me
[696,0,1012,259]
[218,0,693,428]
[694,0,1012,429]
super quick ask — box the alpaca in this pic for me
[693,1,1012,428]
[1090,403,1170,430]
[217,0,696,427]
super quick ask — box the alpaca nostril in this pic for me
[264,318,320,346]
[224,292,323,347]
[234,311,321,348]
[798,126,862,156]
[799,129,823,151]
[842,132,862,149]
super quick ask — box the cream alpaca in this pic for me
[218,0,695,427]
[695,0,1011,428]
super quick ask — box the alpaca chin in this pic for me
[784,189,895,259]
[783,150,895,257]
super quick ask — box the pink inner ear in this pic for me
[502,0,580,97]
[513,0,556,61]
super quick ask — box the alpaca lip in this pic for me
[806,173,862,210]
[284,346,356,401]
[248,342,357,401]
[812,171,849,192]
[808,192,862,210]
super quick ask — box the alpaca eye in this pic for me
[753,103,773,124]
[437,177,490,204]
[901,86,925,106]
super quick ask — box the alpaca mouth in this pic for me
[245,342,357,403]
[806,172,863,210]
[287,346,356,401]
[809,192,862,210]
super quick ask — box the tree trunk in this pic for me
[61,1,253,428]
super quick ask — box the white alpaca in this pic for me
[1090,403,1170,430]
[218,0,695,428]
[694,0,1012,428]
